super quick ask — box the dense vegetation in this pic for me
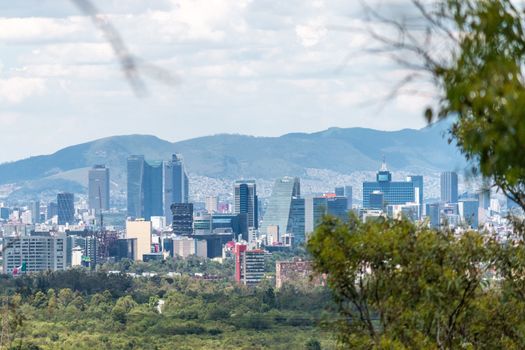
[0,269,335,349]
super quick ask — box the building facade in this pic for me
[440,171,459,203]
[88,164,110,211]
[234,180,258,230]
[57,192,75,225]
[171,203,193,235]
[363,162,415,209]
[3,234,67,274]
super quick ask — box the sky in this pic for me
[0,0,435,162]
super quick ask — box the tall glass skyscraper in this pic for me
[164,154,189,224]
[127,155,145,219]
[440,171,458,203]
[234,180,258,229]
[363,161,415,208]
[57,192,75,225]
[143,160,163,220]
[261,177,305,243]
[127,155,164,220]
[88,164,110,212]
[305,196,327,235]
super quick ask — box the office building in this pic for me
[363,161,415,208]
[441,171,458,203]
[369,191,384,210]
[234,244,265,286]
[171,236,207,258]
[126,220,152,261]
[88,165,110,211]
[164,154,189,224]
[459,199,479,229]
[30,201,40,224]
[57,193,75,225]
[3,233,67,274]
[171,203,193,235]
[127,156,164,220]
[305,196,327,236]
[46,202,57,221]
[407,175,423,217]
[211,213,248,240]
[260,176,301,239]
[234,180,258,229]
[327,196,348,221]
[289,197,305,243]
[335,186,353,209]
[478,188,490,210]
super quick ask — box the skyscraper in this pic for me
[407,175,423,217]
[363,161,415,208]
[335,186,353,210]
[261,177,305,243]
[440,171,458,203]
[30,200,40,224]
[57,192,75,225]
[143,160,163,220]
[164,154,189,224]
[127,155,145,219]
[305,196,327,236]
[88,165,110,211]
[127,155,164,220]
[327,196,348,220]
[234,180,258,229]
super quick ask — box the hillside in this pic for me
[0,122,466,201]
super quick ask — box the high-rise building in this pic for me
[171,203,193,236]
[127,155,145,219]
[234,244,265,286]
[57,192,75,225]
[164,154,189,225]
[3,233,67,274]
[125,219,152,261]
[440,171,458,203]
[234,180,258,229]
[289,197,305,243]
[143,160,163,220]
[327,196,348,221]
[88,165,110,211]
[407,175,423,217]
[335,186,353,210]
[260,177,303,241]
[459,199,479,229]
[127,156,163,220]
[45,202,57,222]
[30,200,40,224]
[478,188,490,210]
[305,196,327,236]
[363,161,415,208]
[369,191,385,210]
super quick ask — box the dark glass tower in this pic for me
[127,155,145,219]
[171,203,193,236]
[127,155,164,220]
[234,180,258,229]
[164,154,189,224]
[57,192,75,225]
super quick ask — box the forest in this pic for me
[0,268,336,350]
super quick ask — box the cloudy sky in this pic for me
[0,0,434,162]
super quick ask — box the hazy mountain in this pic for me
[0,122,466,201]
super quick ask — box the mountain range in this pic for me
[0,121,466,201]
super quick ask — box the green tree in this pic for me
[307,215,525,349]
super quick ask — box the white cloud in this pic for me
[0,77,45,104]
[295,21,327,47]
